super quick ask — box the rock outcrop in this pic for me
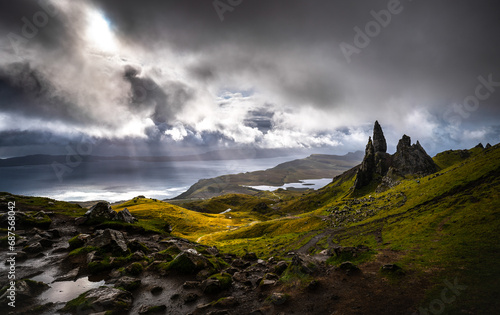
[391,135,437,176]
[115,208,138,223]
[81,202,137,224]
[85,201,116,221]
[354,137,376,188]
[354,121,437,190]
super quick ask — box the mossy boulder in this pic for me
[68,234,91,250]
[138,304,167,314]
[166,250,210,274]
[115,277,141,291]
[62,286,133,314]
[126,262,144,276]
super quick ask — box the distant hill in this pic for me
[172,151,363,200]
[0,148,296,167]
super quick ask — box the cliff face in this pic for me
[354,122,437,190]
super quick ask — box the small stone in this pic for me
[183,281,200,289]
[184,293,199,304]
[24,242,43,254]
[242,252,258,261]
[260,280,276,288]
[268,293,288,305]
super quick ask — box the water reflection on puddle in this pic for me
[32,268,108,304]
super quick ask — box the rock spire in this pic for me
[354,121,437,191]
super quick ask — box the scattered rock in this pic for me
[0,279,49,301]
[338,261,360,274]
[183,281,201,289]
[306,280,320,291]
[273,261,289,275]
[85,202,116,221]
[184,293,199,304]
[232,272,248,283]
[115,277,141,291]
[213,296,238,307]
[232,258,250,269]
[114,207,138,224]
[138,304,167,314]
[62,286,133,313]
[23,242,44,254]
[259,279,276,288]
[268,292,288,305]
[243,252,258,261]
[87,229,128,253]
[201,278,222,294]
[167,250,210,274]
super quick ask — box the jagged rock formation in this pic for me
[391,135,437,176]
[486,143,492,149]
[372,120,387,153]
[354,137,376,188]
[354,121,437,190]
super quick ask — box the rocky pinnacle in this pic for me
[372,120,387,153]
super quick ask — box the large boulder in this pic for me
[87,229,128,253]
[85,202,116,221]
[0,280,49,302]
[114,208,137,223]
[62,286,133,314]
[167,250,210,274]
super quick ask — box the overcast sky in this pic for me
[1,0,499,157]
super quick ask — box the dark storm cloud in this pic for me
[0,0,499,156]
[87,0,500,113]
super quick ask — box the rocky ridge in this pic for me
[354,121,437,191]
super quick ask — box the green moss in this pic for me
[128,241,150,253]
[88,258,112,274]
[165,253,198,274]
[68,234,86,250]
[68,246,99,257]
[140,305,167,314]
[127,262,144,276]
[209,272,232,290]
[117,280,140,292]
[21,211,52,229]
[62,292,93,312]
